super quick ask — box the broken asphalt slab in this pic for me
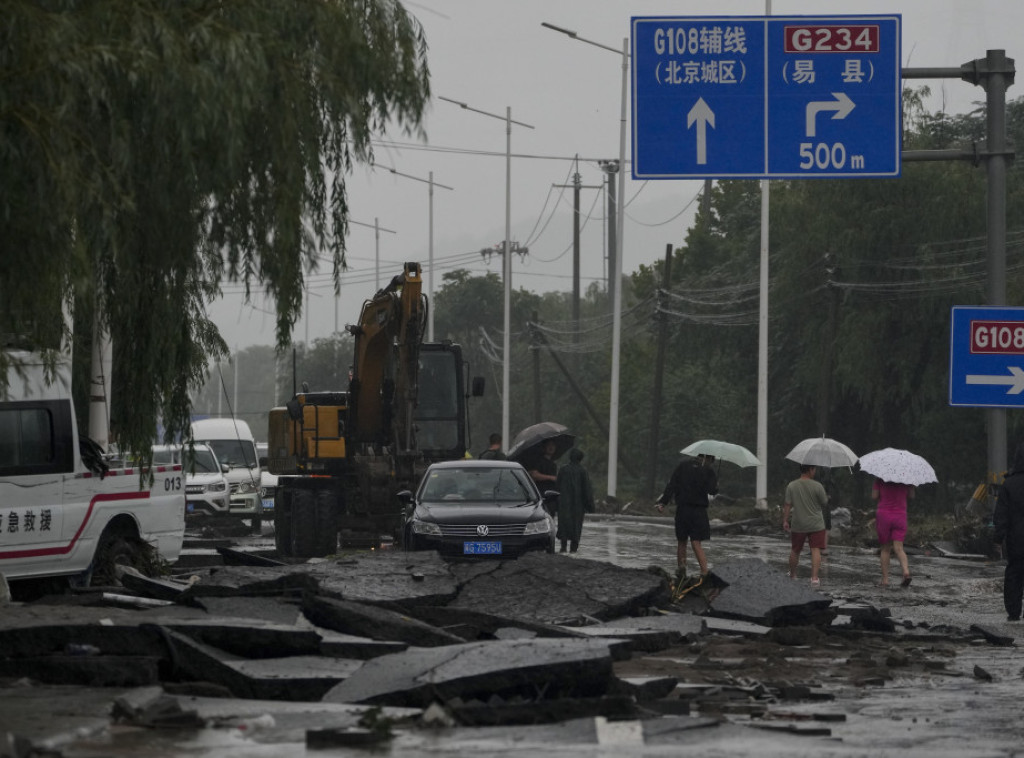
[559,611,705,652]
[302,595,467,647]
[446,552,670,625]
[176,551,670,629]
[179,550,458,605]
[323,637,620,708]
[706,558,836,627]
[150,627,362,701]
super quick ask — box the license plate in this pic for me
[262,498,275,511]
[464,541,502,555]
[186,502,196,513]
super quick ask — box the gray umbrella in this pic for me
[785,436,858,468]
[506,422,575,464]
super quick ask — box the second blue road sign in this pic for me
[631,15,902,180]
[950,306,1024,409]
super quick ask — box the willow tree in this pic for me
[0,0,430,458]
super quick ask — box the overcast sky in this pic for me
[210,0,1024,351]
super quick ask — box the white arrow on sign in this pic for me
[687,97,715,165]
[805,92,855,138]
[966,366,1024,395]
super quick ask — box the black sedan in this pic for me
[399,460,556,556]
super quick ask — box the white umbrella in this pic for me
[680,440,760,468]
[785,436,858,468]
[858,447,937,486]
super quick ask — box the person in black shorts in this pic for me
[655,453,719,581]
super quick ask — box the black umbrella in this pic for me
[506,422,575,464]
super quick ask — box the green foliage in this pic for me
[1,0,430,463]
[429,95,1024,507]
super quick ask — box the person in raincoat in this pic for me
[555,448,595,553]
[994,442,1024,621]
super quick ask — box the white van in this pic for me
[0,351,185,585]
[190,418,262,532]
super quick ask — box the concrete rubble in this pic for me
[0,546,1015,755]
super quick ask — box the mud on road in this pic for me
[0,516,1021,757]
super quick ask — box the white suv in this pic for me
[152,444,230,516]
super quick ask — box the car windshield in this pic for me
[202,439,257,468]
[420,467,535,503]
[192,448,220,474]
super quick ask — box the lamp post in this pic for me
[542,22,628,498]
[376,165,454,341]
[439,96,534,449]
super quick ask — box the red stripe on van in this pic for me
[0,490,150,560]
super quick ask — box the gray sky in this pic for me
[210,0,1024,350]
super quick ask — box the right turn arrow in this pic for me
[966,366,1024,395]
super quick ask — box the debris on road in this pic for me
[0,541,1018,755]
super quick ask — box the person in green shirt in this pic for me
[782,464,829,587]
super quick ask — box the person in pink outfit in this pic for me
[873,478,915,587]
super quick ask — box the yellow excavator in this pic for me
[267,262,483,557]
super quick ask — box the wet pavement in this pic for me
[3,515,1024,757]
[586,516,1024,757]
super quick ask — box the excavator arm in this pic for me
[346,261,426,452]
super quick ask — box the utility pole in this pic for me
[531,310,542,423]
[816,253,839,436]
[572,171,581,334]
[553,167,602,343]
[599,160,619,309]
[646,243,673,498]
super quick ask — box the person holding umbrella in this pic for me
[858,447,936,589]
[655,453,719,584]
[528,439,559,489]
[783,465,829,587]
[872,478,914,587]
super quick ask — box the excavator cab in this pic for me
[414,343,468,459]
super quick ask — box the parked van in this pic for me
[190,418,262,532]
[0,351,185,585]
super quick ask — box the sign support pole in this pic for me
[908,51,1015,479]
[984,50,1011,481]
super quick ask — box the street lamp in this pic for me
[542,22,628,498]
[375,164,454,342]
[439,96,534,450]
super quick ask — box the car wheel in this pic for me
[314,489,339,556]
[90,527,150,586]
[291,489,338,558]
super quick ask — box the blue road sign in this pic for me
[631,15,902,179]
[949,306,1024,408]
